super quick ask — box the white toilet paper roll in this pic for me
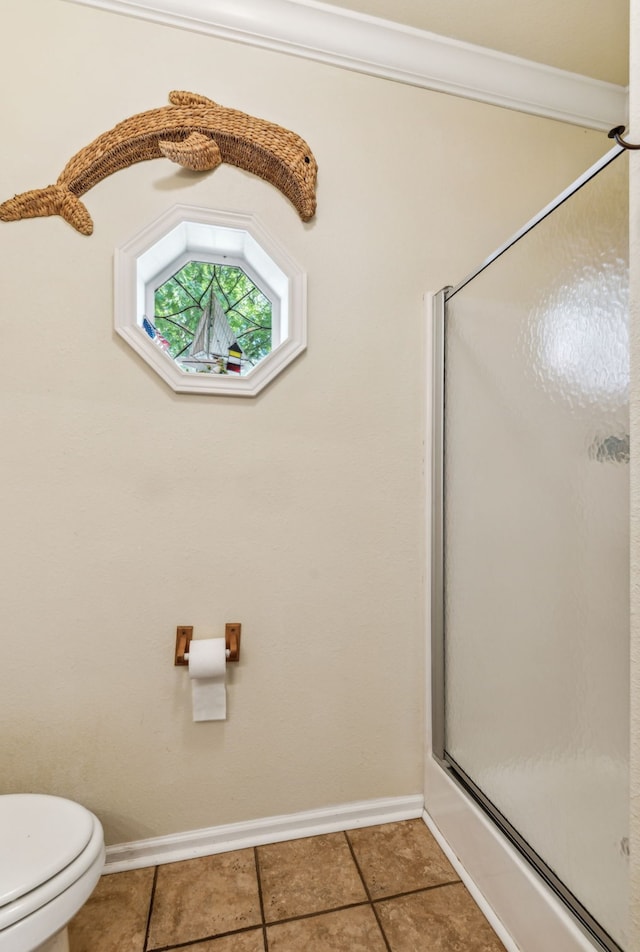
[188,638,227,721]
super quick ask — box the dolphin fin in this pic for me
[169,90,218,107]
[159,133,222,172]
[0,184,93,235]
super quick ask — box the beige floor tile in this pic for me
[146,850,261,949]
[348,819,459,899]
[163,927,266,951]
[257,833,367,921]
[267,905,388,952]
[376,882,506,952]
[68,867,155,952]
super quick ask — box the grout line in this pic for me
[372,879,463,905]
[146,924,265,952]
[253,846,270,952]
[142,866,159,952]
[266,899,372,927]
[342,832,370,898]
[342,830,375,905]
[369,901,394,952]
[343,830,393,952]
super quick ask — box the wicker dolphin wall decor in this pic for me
[0,91,318,235]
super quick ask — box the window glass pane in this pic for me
[150,261,272,376]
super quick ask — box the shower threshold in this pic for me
[440,754,625,952]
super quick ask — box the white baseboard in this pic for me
[104,794,424,873]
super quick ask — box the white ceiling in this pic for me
[318,0,629,86]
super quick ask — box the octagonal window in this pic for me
[114,206,306,396]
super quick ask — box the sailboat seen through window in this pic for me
[146,261,273,376]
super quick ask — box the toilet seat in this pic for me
[0,795,105,951]
[0,795,94,909]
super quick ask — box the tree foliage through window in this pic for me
[153,261,272,374]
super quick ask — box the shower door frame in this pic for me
[429,143,626,952]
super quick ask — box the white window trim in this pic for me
[114,205,307,396]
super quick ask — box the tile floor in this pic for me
[69,819,507,952]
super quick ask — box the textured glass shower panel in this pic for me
[443,154,629,948]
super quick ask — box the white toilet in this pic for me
[0,794,105,952]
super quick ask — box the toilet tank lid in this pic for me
[0,794,95,907]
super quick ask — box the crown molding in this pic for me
[63,0,627,131]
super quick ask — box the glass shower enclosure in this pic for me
[431,147,629,951]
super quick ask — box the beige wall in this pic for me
[0,0,605,846]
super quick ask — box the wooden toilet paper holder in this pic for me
[175,623,241,665]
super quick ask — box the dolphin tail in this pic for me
[0,184,93,235]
